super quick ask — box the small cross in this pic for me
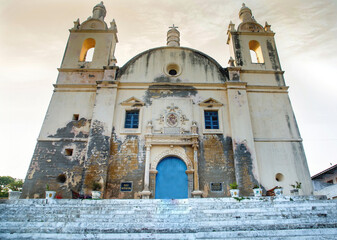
[169,24,178,30]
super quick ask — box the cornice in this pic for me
[58,68,105,73]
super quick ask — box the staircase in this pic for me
[0,196,336,239]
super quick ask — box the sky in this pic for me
[0,0,336,179]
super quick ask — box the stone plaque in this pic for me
[164,127,180,134]
[120,182,133,192]
[210,182,223,192]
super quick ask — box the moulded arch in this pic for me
[249,40,264,63]
[79,38,96,62]
[151,148,193,171]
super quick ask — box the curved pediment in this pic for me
[238,22,264,33]
[79,18,107,30]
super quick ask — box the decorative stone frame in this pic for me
[151,148,193,171]
[199,98,224,134]
[119,97,144,135]
[150,147,194,199]
[163,63,182,77]
[141,123,202,199]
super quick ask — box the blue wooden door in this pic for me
[155,157,188,199]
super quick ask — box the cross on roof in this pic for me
[169,24,178,30]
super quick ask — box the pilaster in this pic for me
[82,75,118,195]
[140,143,152,199]
[226,81,260,195]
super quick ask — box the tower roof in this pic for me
[239,3,254,23]
[92,1,106,20]
[237,3,265,32]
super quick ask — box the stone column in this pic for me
[149,169,158,199]
[185,170,194,198]
[191,124,203,198]
[191,144,203,198]
[226,82,260,196]
[140,143,152,199]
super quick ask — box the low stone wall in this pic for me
[315,184,337,199]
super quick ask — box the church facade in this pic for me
[22,3,313,199]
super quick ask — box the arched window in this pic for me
[249,40,264,63]
[79,38,95,62]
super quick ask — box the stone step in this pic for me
[1,211,335,224]
[1,201,335,211]
[0,197,336,239]
[2,204,335,215]
[1,228,337,240]
[0,211,337,222]
[1,211,335,225]
[1,218,336,234]
[1,203,335,214]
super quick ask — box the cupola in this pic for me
[92,1,106,20]
[167,25,180,47]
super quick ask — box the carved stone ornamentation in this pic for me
[157,103,189,133]
[152,148,193,170]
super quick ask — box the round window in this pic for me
[275,173,284,182]
[165,63,181,77]
[169,69,177,76]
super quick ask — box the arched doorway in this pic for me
[155,157,188,199]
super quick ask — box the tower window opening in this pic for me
[79,38,96,62]
[250,50,258,63]
[249,40,264,63]
[85,48,95,62]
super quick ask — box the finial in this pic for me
[264,21,272,32]
[228,57,235,67]
[72,18,80,30]
[167,24,180,47]
[109,19,117,30]
[228,21,236,31]
[239,3,253,23]
[169,24,179,30]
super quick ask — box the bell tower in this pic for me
[60,1,118,70]
[227,4,284,86]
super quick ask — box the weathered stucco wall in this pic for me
[38,92,95,140]
[22,141,87,199]
[199,135,235,197]
[247,91,301,139]
[105,135,145,199]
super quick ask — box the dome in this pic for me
[117,47,228,83]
